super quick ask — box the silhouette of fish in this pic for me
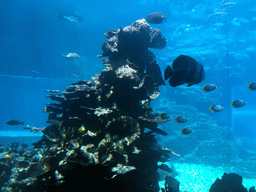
[231,99,246,108]
[6,120,24,126]
[145,12,167,24]
[164,55,205,87]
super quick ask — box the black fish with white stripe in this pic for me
[164,55,205,87]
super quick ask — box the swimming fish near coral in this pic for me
[6,120,24,126]
[202,84,217,92]
[247,83,256,90]
[181,128,192,135]
[175,116,188,123]
[164,55,205,87]
[145,12,167,24]
[62,53,80,61]
[209,104,224,112]
[158,164,173,173]
[145,111,156,118]
[231,99,246,108]
[159,113,170,120]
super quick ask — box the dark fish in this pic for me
[159,113,170,120]
[145,12,167,24]
[247,83,256,90]
[209,104,224,112]
[145,111,155,118]
[164,55,205,87]
[46,120,62,125]
[231,99,246,108]
[158,164,173,173]
[6,120,24,126]
[181,128,192,135]
[175,116,188,123]
[202,84,217,92]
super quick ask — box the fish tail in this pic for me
[247,84,252,90]
[202,85,207,92]
[209,106,215,112]
[164,65,173,80]
[21,122,25,125]
[174,117,179,123]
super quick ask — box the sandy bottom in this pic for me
[159,163,256,192]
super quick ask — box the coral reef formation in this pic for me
[1,19,177,192]
[210,173,254,192]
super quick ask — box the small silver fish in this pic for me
[62,53,80,61]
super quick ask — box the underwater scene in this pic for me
[1,0,256,191]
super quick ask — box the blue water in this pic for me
[1,0,256,190]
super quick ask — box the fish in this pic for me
[202,84,217,92]
[175,116,188,123]
[78,125,86,132]
[231,99,246,108]
[220,2,236,8]
[4,154,12,160]
[46,119,62,125]
[58,14,84,23]
[235,17,249,23]
[247,83,256,90]
[209,104,224,112]
[230,20,241,26]
[181,128,192,135]
[145,12,167,24]
[164,55,205,87]
[159,113,170,120]
[6,120,24,126]
[158,164,173,173]
[206,12,227,20]
[62,53,81,61]
[145,111,156,118]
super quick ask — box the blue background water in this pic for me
[1,0,256,190]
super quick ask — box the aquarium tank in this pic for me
[1,0,256,191]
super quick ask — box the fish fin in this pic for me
[164,65,173,80]
[169,76,184,87]
[174,117,179,123]
[187,84,194,87]
[231,102,235,108]
[181,129,185,134]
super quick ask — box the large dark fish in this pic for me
[6,120,24,126]
[164,55,205,87]
[145,12,167,24]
